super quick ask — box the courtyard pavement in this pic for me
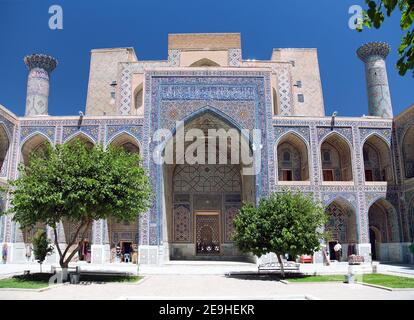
[0,274,414,300]
[1,261,414,300]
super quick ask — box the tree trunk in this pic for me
[276,253,285,279]
[39,262,42,273]
[62,220,92,267]
[53,219,92,269]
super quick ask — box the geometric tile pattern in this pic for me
[173,204,191,243]
[274,65,293,115]
[224,205,240,242]
[228,49,242,67]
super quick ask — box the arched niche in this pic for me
[162,111,255,260]
[276,132,309,181]
[320,133,353,182]
[134,83,144,115]
[325,198,358,261]
[109,132,140,154]
[65,133,95,149]
[368,198,401,261]
[363,135,393,182]
[21,133,50,167]
[403,125,414,179]
[0,124,10,172]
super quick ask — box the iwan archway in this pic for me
[161,111,256,261]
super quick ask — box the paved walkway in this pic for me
[0,275,413,300]
[2,261,414,277]
[1,262,414,300]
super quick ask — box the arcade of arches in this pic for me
[17,132,141,264]
[2,121,412,264]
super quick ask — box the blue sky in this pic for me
[0,0,412,117]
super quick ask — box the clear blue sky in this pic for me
[0,0,412,117]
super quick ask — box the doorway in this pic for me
[121,241,132,262]
[323,170,334,181]
[369,228,377,261]
[195,212,220,255]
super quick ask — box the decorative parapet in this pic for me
[24,54,58,73]
[356,42,390,62]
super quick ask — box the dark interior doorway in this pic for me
[369,228,377,261]
[328,241,336,261]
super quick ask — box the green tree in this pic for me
[3,139,152,269]
[233,191,328,278]
[32,230,54,273]
[357,0,414,76]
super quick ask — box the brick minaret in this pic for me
[24,54,57,116]
[357,42,393,118]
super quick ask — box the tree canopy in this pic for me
[358,0,414,76]
[232,191,328,277]
[3,139,152,268]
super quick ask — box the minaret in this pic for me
[24,54,57,116]
[357,42,393,118]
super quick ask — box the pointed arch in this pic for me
[368,197,401,261]
[20,132,51,167]
[368,198,400,243]
[325,195,357,212]
[160,106,253,153]
[320,132,353,181]
[134,83,144,114]
[163,108,256,260]
[362,133,393,182]
[107,217,139,262]
[108,131,140,154]
[189,58,220,67]
[64,132,95,149]
[0,123,10,173]
[275,131,310,181]
[325,197,359,261]
[402,125,414,179]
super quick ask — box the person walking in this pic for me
[2,243,7,264]
[25,243,33,262]
[334,241,342,261]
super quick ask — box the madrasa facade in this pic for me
[0,33,413,265]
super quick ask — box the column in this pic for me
[357,42,393,118]
[24,54,57,116]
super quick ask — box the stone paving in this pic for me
[0,274,414,300]
[1,262,414,300]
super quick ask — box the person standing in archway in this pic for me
[334,241,342,261]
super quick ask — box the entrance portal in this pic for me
[163,112,256,261]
